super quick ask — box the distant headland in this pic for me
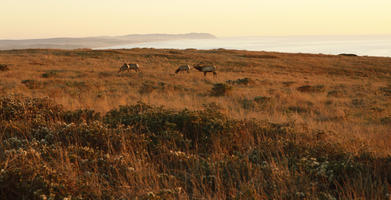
[0,33,216,50]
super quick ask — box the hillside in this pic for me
[0,33,216,50]
[0,48,391,199]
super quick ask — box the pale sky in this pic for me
[1,0,391,39]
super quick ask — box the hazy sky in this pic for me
[1,0,391,39]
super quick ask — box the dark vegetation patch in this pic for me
[29,62,45,66]
[21,79,44,89]
[41,71,59,78]
[98,71,113,78]
[370,107,384,113]
[339,53,358,57]
[138,81,171,95]
[297,85,325,93]
[143,53,188,60]
[226,78,254,86]
[167,50,182,54]
[50,50,115,58]
[0,64,9,71]
[240,96,272,110]
[0,95,390,199]
[270,64,286,69]
[239,54,278,59]
[210,83,232,96]
[379,86,391,96]
[226,61,253,67]
[199,49,233,54]
[2,49,48,54]
[254,96,272,104]
[75,50,125,58]
[282,81,295,87]
[327,90,346,98]
[287,106,309,114]
[351,98,365,107]
[65,81,88,89]
[380,116,391,125]
[292,53,330,58]
[138,80,158,95]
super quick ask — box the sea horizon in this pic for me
[99,35,391,57]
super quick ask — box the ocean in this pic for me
[100,35,391,57]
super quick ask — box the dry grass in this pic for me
[0,48,391,199]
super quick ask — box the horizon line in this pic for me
[2,33,391,41]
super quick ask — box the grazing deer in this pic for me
[193,64,217,76]
[128,63,140,72]
[118,63,140,73]
[118,63,129,73]
[175,64,191,74]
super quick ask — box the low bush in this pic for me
[327,90,345,97]
[254,96,271,104]
[210,83,232,96]
[21,79,44,89]
[139,81,160,95]
[226,77,254,86]
[287,106,309,113]
[0,64,9,71]
[297,85,325,93]
[380,116,391,125]
[0,95,62,121]
[239,54,278,59]
[41,71,58,78]
[1,95,390,199]
[380,86,391,96]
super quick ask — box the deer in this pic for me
[118,63,140,73]
[193,63,217,76]
[175,64,191,74]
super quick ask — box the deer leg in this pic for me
[204,72,207,76]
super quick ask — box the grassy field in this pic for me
[0,48,391,199]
